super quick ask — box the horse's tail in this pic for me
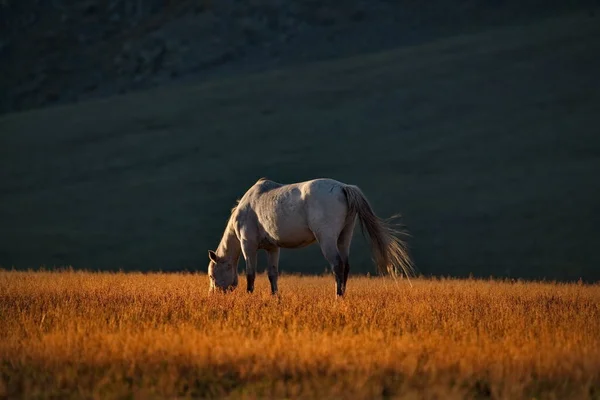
[343,184,415,279]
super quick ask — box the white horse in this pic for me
[207,178,414,296]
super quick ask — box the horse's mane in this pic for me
[230,198,241,215]
[226,177,269,227]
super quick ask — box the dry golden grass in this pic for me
[1,270,599,399]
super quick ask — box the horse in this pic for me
[207,177,415,297]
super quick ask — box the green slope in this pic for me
[1,11,599,280]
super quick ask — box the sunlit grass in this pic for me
[1,269,599,399]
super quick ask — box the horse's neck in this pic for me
[217,226,241,262]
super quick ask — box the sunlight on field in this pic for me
[1,270,599,399]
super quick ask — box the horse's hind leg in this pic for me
[337,217,356,293]
[266,248,280,295]
[315,233,346,297]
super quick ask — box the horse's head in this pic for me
[207,250,238,293]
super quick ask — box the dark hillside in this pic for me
[1,0,597,114]
[1,10,599,280]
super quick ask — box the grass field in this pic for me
[1,10,599,280]
[1,270,599,399]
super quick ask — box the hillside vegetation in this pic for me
[1,270,599,399]
[1,0,597,113]
[1,11,599,279]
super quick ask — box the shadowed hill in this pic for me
[1,0,597,114]
[1,10,599,280]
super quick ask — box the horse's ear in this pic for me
[208,250,219,263]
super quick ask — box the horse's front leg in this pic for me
[241,239,258,293]
[266,248,280,295]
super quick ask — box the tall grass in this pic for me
[1,270,599,399]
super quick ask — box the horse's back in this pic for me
[243,177,350,247]
[245,179,311,247]
[250,178,348,207]
[255,178,348,208]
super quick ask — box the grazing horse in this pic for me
[207,178,414,296]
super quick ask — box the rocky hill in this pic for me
[1,0,596,115]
